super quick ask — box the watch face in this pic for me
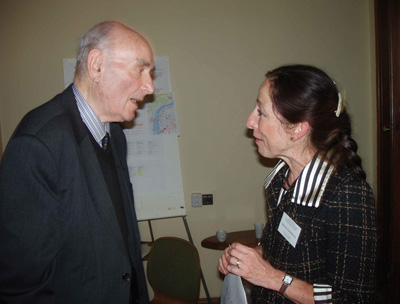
[283,275,293,285]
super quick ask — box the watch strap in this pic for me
[278,283,289,295]
[278,274,293,296]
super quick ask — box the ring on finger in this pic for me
[236,258,240,268]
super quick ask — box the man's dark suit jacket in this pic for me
[0,85,149,303]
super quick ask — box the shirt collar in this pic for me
[264,157,334,208]
[72,83,110,146]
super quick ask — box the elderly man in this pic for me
[0,21,154,303]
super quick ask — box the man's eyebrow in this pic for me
[137,59,151,67]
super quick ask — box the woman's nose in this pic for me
[246,108,257,130]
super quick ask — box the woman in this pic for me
[219,65,377,303]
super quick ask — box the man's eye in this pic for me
[257,109,264,117]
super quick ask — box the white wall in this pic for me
[0,0,376,298]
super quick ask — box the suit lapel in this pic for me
[61,86,128,257]
[78,137,128,256]
[110,125,142,263]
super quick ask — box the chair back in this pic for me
[147,237,201,304]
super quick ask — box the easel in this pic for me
[142,215,212,304]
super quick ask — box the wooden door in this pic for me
[375,0,400,302]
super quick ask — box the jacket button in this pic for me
[122,273,132,281]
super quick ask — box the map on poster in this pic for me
[148,93,178,136]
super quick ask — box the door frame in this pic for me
[375,0,400,302]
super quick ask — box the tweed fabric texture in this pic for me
[251,164,377,303]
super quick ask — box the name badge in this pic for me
[278,212,302,248]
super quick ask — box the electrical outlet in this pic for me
[191,193,203,207]
[202,194,213,205]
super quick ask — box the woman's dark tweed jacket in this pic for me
[251,161,377,303]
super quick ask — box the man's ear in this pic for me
[87,49,103,82]
[292,121,310,141]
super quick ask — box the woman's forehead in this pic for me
[258,82,272,105]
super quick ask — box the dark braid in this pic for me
[266,64,367,180]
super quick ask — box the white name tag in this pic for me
[278,212,302,248]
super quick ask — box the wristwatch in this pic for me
[278,274,293,296]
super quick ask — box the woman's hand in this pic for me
[218,244,231,275]
[218,242,283,291]
[219,243,314,303]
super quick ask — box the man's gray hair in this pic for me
[75,22,116,78]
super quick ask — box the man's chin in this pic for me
[122,112,136,122]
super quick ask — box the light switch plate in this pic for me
[191,193,203,207]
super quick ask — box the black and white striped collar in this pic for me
[264,157,334,208]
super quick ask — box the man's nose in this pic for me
[142,76,154,95]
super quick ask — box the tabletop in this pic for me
[201,229,259,250]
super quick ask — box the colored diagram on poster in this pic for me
[147,93,178,135]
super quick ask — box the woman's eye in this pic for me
[257,109,264,117]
